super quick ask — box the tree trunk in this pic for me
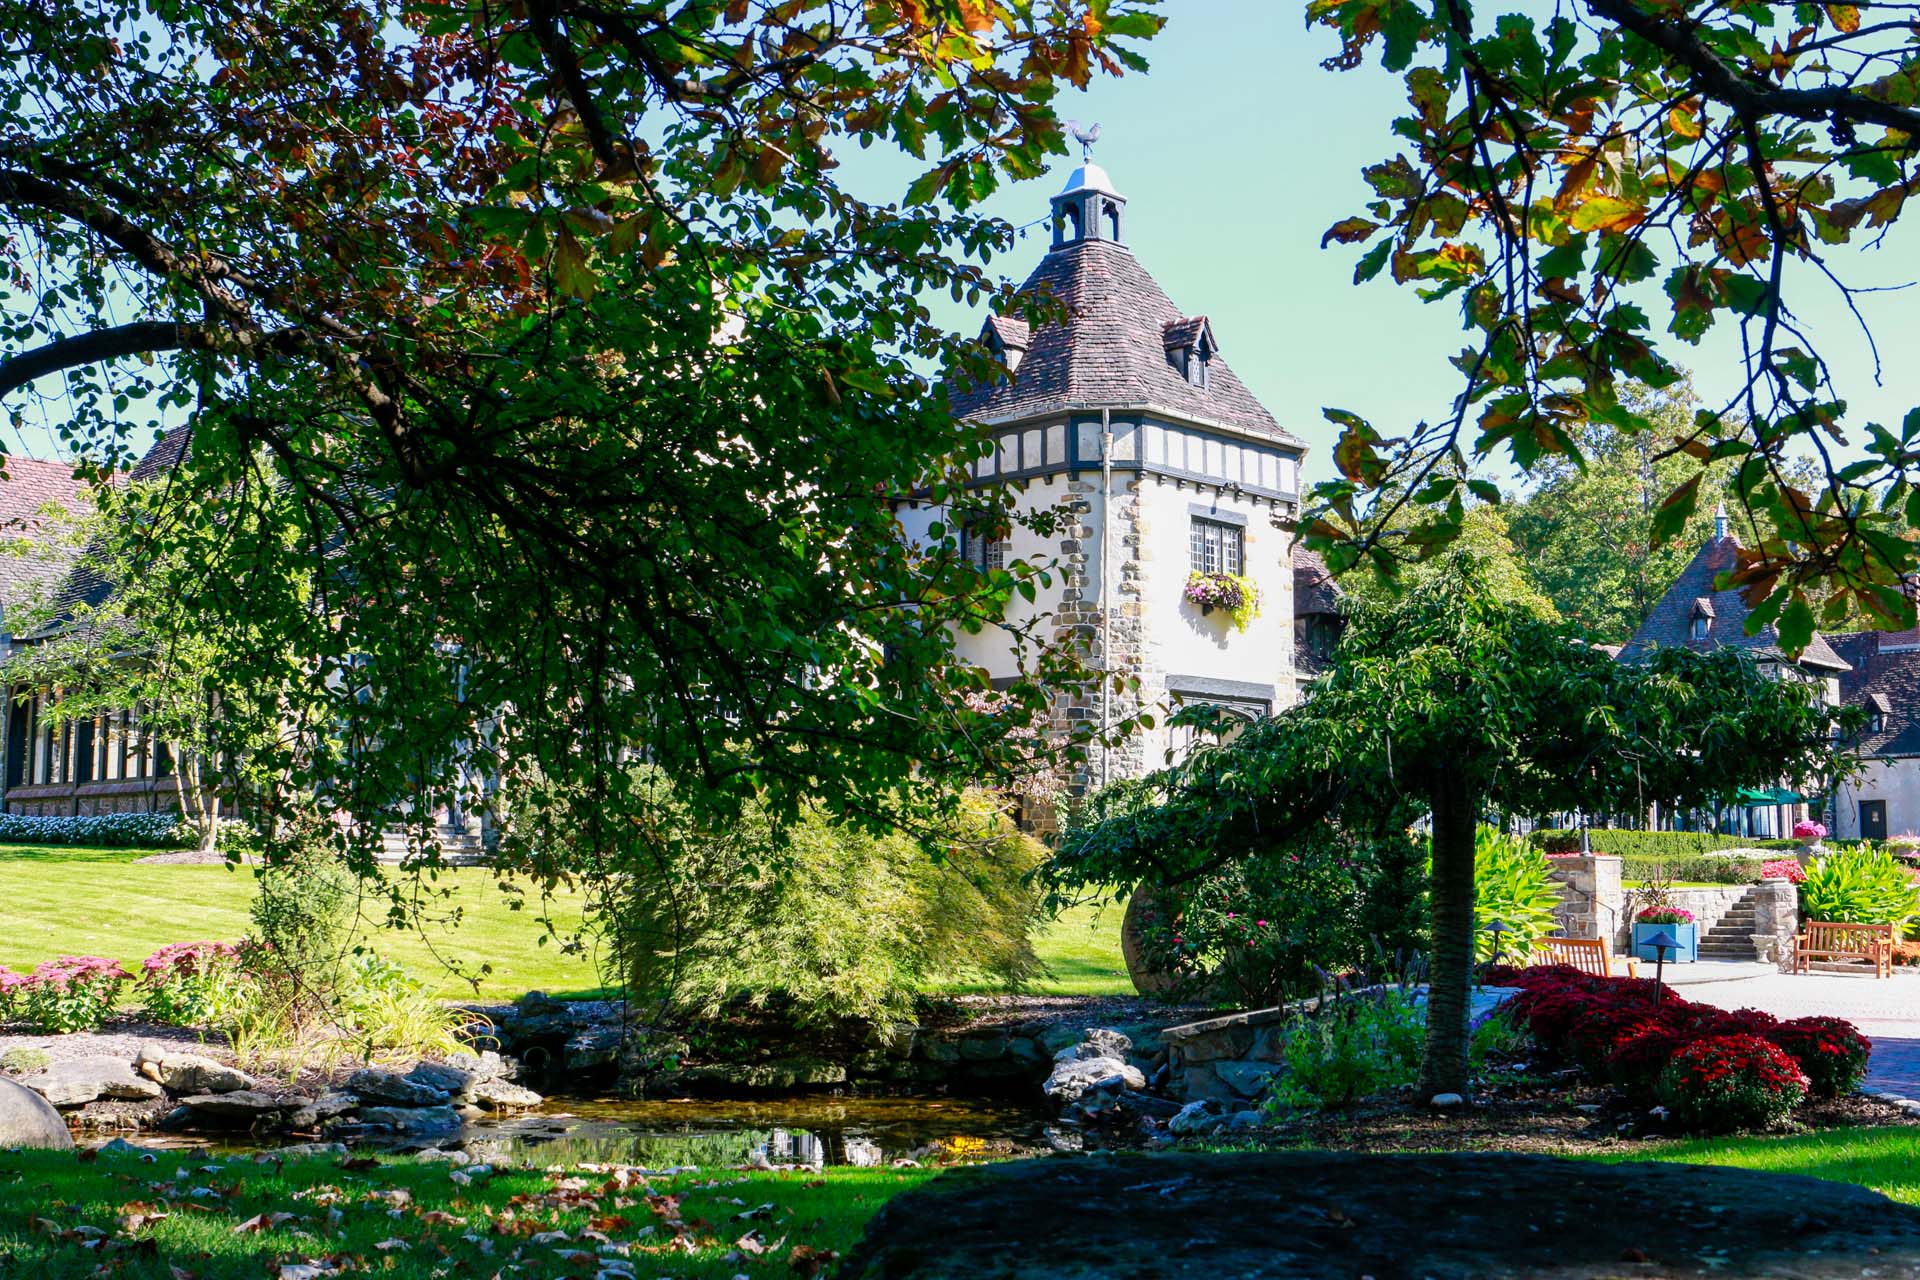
[1421,768,1478,1099]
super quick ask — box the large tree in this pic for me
[1305,0,1920,650]
[1053,562,1851,1097]
[0,1,1164,873]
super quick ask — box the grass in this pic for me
[0,1147,934,1279]
[1587,1126,1920,1206]
[0,845,1134,1003]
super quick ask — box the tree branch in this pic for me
[0,322,197,398]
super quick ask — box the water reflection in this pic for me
[459,1094,1047,1169]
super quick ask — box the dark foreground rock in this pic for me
[0,1077,73,1150]
[839,1150,1920,1279]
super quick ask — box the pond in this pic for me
[118,1093,1055,1168]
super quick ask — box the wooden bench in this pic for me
[1793,921,1895,978]
[1530,936,1637,979]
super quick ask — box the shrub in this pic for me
[139,941,244,1027]
[0,966,26,1022]
[249,833,357,1009]
[1800,845,1920,931]
[611,786,1046,1026]
[1608,1024,1690,1097]
[1760,859,1806,883]
[1766,1016,1872,1098]
[18,956,130,1032]
[1267,988,1424,1109]
[1657,1034,1809,1132]
[0,811,188,848]
[1532,829,1798,858]
[1472,828,1563,961]
[1620,855,1768,885]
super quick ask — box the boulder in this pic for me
[562,1025,623,1072]
[354,1104,463,1138]
[0,1077,73,1150]
[21,1057,166,1108]
[1052,1028,1133,1064]
[1041,1057,1146,1107]
[1214,1061,1282,1100]
[439,1050,513,1085]
[137,1047,254,1095]
[839,1151,1920,1279]
[468,1079,543,1111]
[287,1091,359,1130]
[404,1062,475,1096]
[178,1090,302,1122]
[347,1068,449,1107]
[1167,1099,1224,1136]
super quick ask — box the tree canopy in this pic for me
[1305,0,1920,652]
[0,1,1163,871]
[1054,562,1853,1094]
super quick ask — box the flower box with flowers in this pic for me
[1633,905,1698,963]
[1183,571,1261,633]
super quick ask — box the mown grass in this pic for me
[1586,1126,1920,1206]
[0,845,1133,1003]
[0,1147,933,1279]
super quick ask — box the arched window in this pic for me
[1691,614,1710,641]
[1057,203,1082,242]
[1103,199,1121,240]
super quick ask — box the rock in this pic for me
[412,1146,473,1164]
[179,1091,302,1122]
[838,1151,1920,1279]
[287,1091,358,1130]
[562,1025,623,1072]
[96,1137,144,1157]
[275,1142,349,1159]
[404,1061,475,1096]
[1042,1057,1146,1107]
[353,1105,463,1138]
[1052,1028,1133,1064]
[440,1050,512,1084]
[21,1057,166,1107]
[137,1048,254,1095]
[1430,1092,1466,1110]
[957,1031,1009,1062]
[468,1079,543,1111]
[1226,1109,1267,1131]
[919,1035,962,1064]
[348,1068,450,1107]
[0,1048,51,1075]
[1167,1100,1223,1137]
[1005,1037,1047,1066]
[0,1077,74,1150]
[1113,1092,1184,1121]
[1214,1061,1282,1100]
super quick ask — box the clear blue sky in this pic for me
[15,0,1917,487]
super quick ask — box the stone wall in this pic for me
[1545,854,1797,963]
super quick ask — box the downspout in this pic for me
[1100,407,1113,792]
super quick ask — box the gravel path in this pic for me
[0,1018,229,1068]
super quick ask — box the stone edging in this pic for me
[1861,1087,1920,1119]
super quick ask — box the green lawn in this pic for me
[0,844,1133,1003]
[1588,1126,1920,1206]
[0,1147,933,1280]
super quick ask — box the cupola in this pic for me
[1050,153,1126,250]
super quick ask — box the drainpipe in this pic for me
[1100,407,1113,792]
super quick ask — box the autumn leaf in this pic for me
[1825,3,1860,32]
[1569,194,1647,233]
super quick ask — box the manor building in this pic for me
[896,157,1321,789]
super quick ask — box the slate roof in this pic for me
[948,238,1301,446]
[1619,531,1850,671]
[27,427,192,627]
[1293,544,1341,617]
[982,315,1030,352]
[0,455,95,620]
[1828,630,1920,758]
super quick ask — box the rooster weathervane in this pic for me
[1066,119,1101,162]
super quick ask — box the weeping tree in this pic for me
[1052,559,1853,1098]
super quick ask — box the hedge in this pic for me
[1619,855,1769,886]
[0,812,189,848]
[1530,829,1801,858]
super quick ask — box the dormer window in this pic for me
[1163,316,1217,391]
[1689,597,1715,642]
[981,316,1030,377]
[1868,693,1891,735]
[1691,615,1710,641]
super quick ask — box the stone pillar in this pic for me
[1547,855,1626,948]
[1747,879,1799,969]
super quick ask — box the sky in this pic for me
[15,0,1920,490]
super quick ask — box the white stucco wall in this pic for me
[1833,756,1920,840]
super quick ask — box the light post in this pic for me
[1641,928,1680,1003]
[1482,918,1512,974]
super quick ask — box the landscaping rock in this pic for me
[179,1091,302,1122]
[1430,1092,1466,1109]
[287,1092,359,1130]
[137,1047,254,1095]
[440,1050,513,1084]
[404,1062,475,1096]
[1213,1061,1282,1099]
[354,1105,463,1138]
[348,1068,449,1107]
[276,1142,349,1159]
[21,1057,166,1107]
[468,1079,543,1111]
[839,1151,1920,1279]
[562,1025,623,1072]
[1167,1100,1223,1137]
[0,1048,51,1075]
[1052,1028,1132,1064]
[0,1077,73,1150]
[1042,1057,1146,1107]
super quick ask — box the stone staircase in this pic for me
[376,822,492,866]
[1696,887,1764,960]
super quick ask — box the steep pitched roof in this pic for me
[1619,531,1849,671]
[29,427,192,626]
[1293,544,1341,617]
[948,239,1300,445]
[1828,631,1920,757]
[0,455,95,620]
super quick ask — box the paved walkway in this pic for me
[1656,961,1920,1098]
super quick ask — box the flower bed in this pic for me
[1483,964,1871,1131]
[1760,859,1806,884]
[0,956,131,1032]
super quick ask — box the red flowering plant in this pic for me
[139,941,244,1028]
[1656,1034,1810,1132]
[1766,1016,1873,1098]
[19,955,130,1033]
[0,965,27,1023]
[1760,860,1807,884]
[1635,905,1697,925]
